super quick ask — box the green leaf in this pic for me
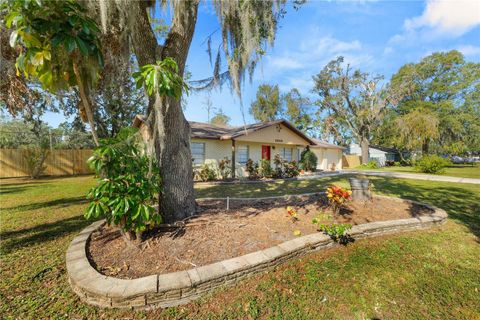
[65,36,76,53]
[31,51,44,66]
[76,37,89,55]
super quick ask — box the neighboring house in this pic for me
[133,115,345,178]
[348,143,402,166]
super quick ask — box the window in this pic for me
[237,145,249,165]
[282,148,293,162]
[191,142,205,165]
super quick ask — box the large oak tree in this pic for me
[91,1,289,221]
[313,57,406,164]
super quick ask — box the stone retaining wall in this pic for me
[66,196,447,310]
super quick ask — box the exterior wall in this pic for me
[349,143,390,166]
[192,139,306,178]
[236,123,310,145]
[312,148,343,171]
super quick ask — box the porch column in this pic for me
[231,139,236,179]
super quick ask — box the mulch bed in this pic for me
[87,194,434,279]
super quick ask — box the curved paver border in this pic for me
[67,195,447,309]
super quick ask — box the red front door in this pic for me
[262,145,271,160]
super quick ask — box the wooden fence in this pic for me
[342,155,361,168]
[0,149,94,178]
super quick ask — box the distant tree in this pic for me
[60,65,147,139]
[55,118,95,149]
[283,88,313,132]
[210,109,230,126]
[390,50,480,154]
[250,84,282,122]
[313,57,406,164]
[202,94,215,123]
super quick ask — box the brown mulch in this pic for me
[87,194,434,279]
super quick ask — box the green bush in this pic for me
[245,159,260,180]
[414,155,451,174]
[85,128,162,242]
[23,146,49,178]
[198,163,218,181]
[284,160,300,178]
[358,159,378,169]
[259,159,273,178]
[300,147,318,171]
[218,157,231,180]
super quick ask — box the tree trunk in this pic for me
[422,138,429,155]
[131,1,199,222]
[72,62,100,146]
[360,137,369,165]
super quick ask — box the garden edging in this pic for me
[66,195,447,310]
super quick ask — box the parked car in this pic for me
[451,156,464,164]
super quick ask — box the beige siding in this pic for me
[312,148,343,171]
[236,123,310,145]
[193,139,307,178]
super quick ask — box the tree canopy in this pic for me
[313,56,406,163]
[388,50,480,154]
[210,109,230,126]
[250,84,282,122]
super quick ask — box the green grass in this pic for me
[354,163,480,179]
[1,175,479,319]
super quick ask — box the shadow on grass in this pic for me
[195,176,347,199]
[1,215,94,255]
[3,196,87,212]
[0,185,36,195]
[370,177,480,240]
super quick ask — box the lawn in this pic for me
[1,175,479,319]
[353,163,480,179]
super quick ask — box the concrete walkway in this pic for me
[340,170,480,185]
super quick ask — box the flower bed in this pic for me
[67,194,447,309]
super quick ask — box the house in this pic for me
[133,115,345,178]
[348,143,403,166]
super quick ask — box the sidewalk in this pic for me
[342,170,480,185]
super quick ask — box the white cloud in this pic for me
[457,45,480,56]
[383,46,394,55]
[259,33,373,95]
[405,0,480,36]
[269,56,304,70]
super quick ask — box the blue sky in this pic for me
[44,0,480,127]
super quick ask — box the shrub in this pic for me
[245,159,260,180]
[312,212,352,243]
[198,163,218,181]
[272,154,285,178]
[218,157,231,180]
[259,159,273,178]
[326,185,352,214]
[300,147,318,171]
[414,155,451,174]
[284,160,299,178]
[359,159,378,169]
[23,146,49,178]
[85,128,162,242]
[385,160,395,167]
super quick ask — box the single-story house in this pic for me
[348,143,403,166]
[133,115,345,178]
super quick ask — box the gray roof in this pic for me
[133,115,344,149]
